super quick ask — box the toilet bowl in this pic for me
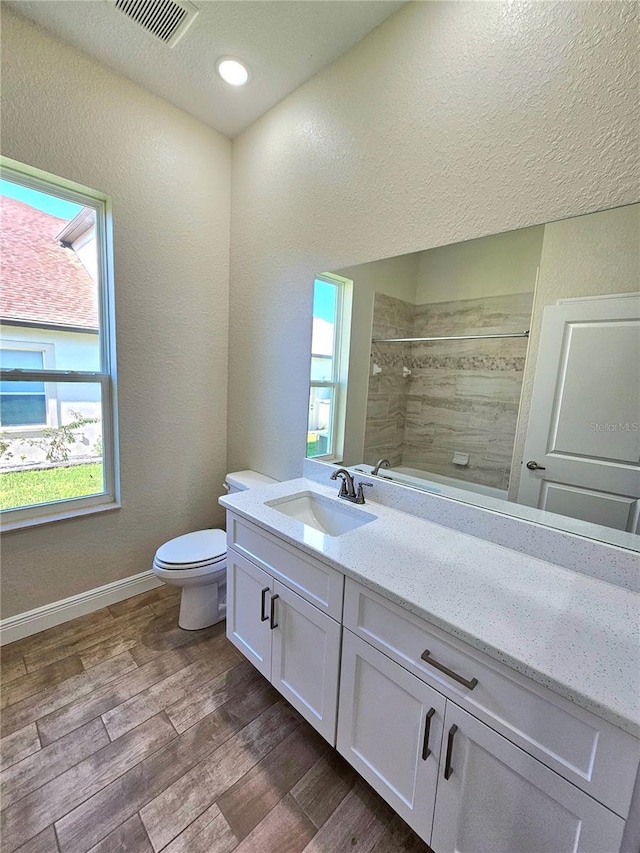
[151,470,277,630]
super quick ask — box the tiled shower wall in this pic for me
[364,292,534,490]
[364,293,415,467]
[405,292,533,490]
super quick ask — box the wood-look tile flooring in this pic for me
[0,587,432,853]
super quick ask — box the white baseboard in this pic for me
[0,570,164,645]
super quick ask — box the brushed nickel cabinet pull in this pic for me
[421,650,478,690]
[260,587,270,622]
[444,724,458,780]
[269,594,279,630]
[422,707,436,760]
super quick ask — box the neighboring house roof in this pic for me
[57,207,95,247]
[0,196,98,331]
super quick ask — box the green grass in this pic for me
[0,463,104,510]
[307,435,329,458]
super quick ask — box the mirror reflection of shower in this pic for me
[359,225,542,499]
[310,204,640,551]
[365,291,534,499]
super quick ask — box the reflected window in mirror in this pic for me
[307,275,352,462]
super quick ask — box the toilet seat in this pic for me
[155,529,226,566]
[153,553,225,571]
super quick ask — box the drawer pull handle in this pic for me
[421,650,479,690]
[422,707,436,760]
[270,594,279,630]
[444,724,458,780]
[260,587,270,622]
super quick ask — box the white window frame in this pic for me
[1,157,120,531]
[307,273,352,463]
[0,341,57,430]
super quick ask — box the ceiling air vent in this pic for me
[111,0,199,47]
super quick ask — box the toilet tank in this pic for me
[224,470,278,494]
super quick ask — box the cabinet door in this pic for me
[226,548,273,679]
[431,703,625,853]
[337,630,446,843]
[270,580,341,744]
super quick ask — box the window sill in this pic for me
[1,425,49,434]
[1,499,121,533]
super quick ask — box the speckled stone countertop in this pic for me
[220,478,640,737]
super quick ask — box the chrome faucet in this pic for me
[372,458,391,477]
[330,468,373,504]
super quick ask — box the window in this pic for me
[307,275,351,461]
[0,157,119,529]
[0,350,47,426]
[0,342,56,430]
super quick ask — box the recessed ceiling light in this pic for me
[216,58,250,87]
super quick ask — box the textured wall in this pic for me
[415,227,543,305]
[510,203,640,498]
[229,0,639,483]
[1,8,231,618]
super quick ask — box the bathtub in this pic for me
[353,463,508,501]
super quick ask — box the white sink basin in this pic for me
[265,491,377,537]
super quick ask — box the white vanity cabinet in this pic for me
[227,512,344,618]
[270,579,341,743]
[337,624,626,853]
[223,508,639,853]
[431,703,625,853]
[226,548,273,678]
[226,515,343,743]
[337,629,446,840]
[339,579,635,853]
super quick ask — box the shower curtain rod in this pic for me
[372,331,530,343]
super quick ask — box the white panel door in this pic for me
[270,580,341,744]
[518,294,640,532]
[431,703,625,853]
[337,630,446,843]
[226,547,273,679]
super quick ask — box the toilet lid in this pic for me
[155,529,226,565]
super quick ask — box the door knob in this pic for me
[526,460,546,471]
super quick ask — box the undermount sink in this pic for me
[265,491,377,536]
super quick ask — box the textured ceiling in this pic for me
[5,0,406,138]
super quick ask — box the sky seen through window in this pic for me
[1,179,83,220]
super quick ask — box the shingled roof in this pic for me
[0,196,99,331]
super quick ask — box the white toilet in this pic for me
[152,470,277,630]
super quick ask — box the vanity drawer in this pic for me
[344,579,640,817]
[227,513,344,619]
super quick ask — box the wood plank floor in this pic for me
[0,587,432,853]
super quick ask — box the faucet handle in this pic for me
[355,481,373,504]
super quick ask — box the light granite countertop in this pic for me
[220,477,640,738]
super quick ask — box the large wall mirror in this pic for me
[307,203,639,552]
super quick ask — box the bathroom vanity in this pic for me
[219,477,640,853]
